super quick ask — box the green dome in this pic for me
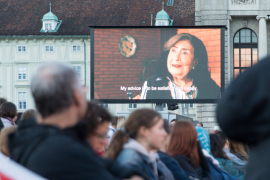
[156,10,170,20]
[42,12,58,21]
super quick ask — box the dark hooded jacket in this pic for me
[8,119,143,180]
[216,56,270,180]
[172,142,211,180]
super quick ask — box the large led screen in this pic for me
[91,27,225,103]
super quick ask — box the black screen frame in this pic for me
[90,26,226,104]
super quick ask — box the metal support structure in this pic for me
[155,103,164,111]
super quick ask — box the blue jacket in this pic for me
[116,148,165,180]
[216,158,244,180]
[157,151,192,180]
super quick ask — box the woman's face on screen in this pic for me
[167,40,196,80]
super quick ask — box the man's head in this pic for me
[170,119,178,126]
[31,63,87,121]
[197,122,203,127]
[20,109,38,121]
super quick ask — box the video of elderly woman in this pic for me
[93,28,221,100]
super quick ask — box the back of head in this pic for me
[170,119,177,123]
[216,131,228,148]
[0,102,17,119]
[20,109,38,121]
[106,109,161,159]
[0,98,7,107]
[111,116,118,127]
[163,119,170,134]
[229,140,249,159]
[0,126,18,156]
[210,134,229,159]
[167,120,200,167]
[116,116,127,129]
[84,101,112,134]
[31,63,81,118]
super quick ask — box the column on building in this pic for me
[256,16,268,60]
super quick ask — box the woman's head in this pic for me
[20,109,38,121]
[84,101,112,153]
[0,102,17,121]
[167,120,200,167]
[216,131,229,149]
[106,109,167,159]
[210,134,229,159]
[229,140,249,159]
[157,33,210,84]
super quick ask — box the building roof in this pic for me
[156,10,170,20]
[0,0,195,36]
[156,2,170,20]
[42,12,58,21]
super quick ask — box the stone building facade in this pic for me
[195,0,270,131]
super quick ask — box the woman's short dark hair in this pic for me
[84,101,112,134]
[215,131,228,148]
[210,134,229,159]
[156,33,211,87]
[0,102,17,119]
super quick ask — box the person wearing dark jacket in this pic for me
[167,121,211,180]
[210,134,244,180]
[8,63,141,180]
[216,56,270,180]
[158,151,196,180]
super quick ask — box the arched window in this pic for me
[233,28,258,78]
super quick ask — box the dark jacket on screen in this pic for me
[144,74,220,100]
[8,119,121,180]
[157,151,192,180]
[216,56,270,180]
[172,144,211,180]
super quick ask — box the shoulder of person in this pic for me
[26,132,113,177]
[146,74,168,83]
[173,154,189,161]
[116,149,145,165]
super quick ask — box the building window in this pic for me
[73,66,82,79]
[45,23,52,30]
[72,45,81,51]
[45,46,54,52]
[162,103,167,108]
[167,0,174,6]
[233,29,258,78]
[18,67,27,80]
[18,92,27,110]
[129,104,137,109]
[18,46,26,52]
[190,103,193,108]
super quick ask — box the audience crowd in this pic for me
[0,59,268,180]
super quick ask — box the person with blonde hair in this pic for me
[229,140,249,161]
